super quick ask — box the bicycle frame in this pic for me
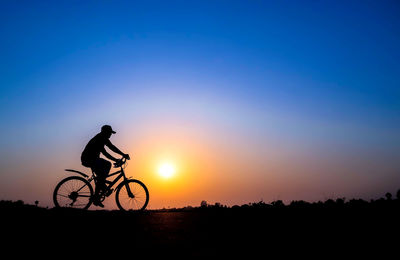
[87,164,134,198]
[100,168,126,191]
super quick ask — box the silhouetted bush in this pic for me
[271,200,285,208]
[289,200,311,209]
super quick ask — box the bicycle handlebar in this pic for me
[114,157,128,168]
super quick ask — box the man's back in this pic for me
[81,133,108,167]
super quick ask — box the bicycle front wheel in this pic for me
[53,176,94,209]
[115,180,149,211]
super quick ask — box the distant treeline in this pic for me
[154,189,400,212]
[2,189,400,212]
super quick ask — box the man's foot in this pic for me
[91,196,105,208]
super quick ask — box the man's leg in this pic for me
[92,158,112,206]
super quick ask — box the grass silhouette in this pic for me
[2,191,399,257]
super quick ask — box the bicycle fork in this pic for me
[122,171,135,198]
[124,180,135,198]
[126,182,135,198]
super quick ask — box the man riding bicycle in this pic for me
[81,125,130,207]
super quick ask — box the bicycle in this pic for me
[53,158,149,211]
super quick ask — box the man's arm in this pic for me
[101,147,118,162]
[105,140,130,159]
[105,140,124,156]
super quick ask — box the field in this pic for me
[2,199,399,257]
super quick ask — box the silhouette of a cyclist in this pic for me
[81,125,130,207]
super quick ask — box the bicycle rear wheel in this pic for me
[115,179,149,211]
[53,176,93,209]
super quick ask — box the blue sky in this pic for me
[1,1,400,207]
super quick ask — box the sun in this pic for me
[158,162,176,179]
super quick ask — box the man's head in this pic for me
[101,125,116,138]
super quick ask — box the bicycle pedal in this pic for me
[105,189,113,197]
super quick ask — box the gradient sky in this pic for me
[1,0,400,209]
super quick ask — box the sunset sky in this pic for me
[1,0,400,209]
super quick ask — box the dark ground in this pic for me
[2,199,399,257]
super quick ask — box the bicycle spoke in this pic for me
[76,184,89,192]
[132,199,138,210]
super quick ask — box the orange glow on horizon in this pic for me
[158,162,176,179]
[117,121,293,209]
[119,123,217,209]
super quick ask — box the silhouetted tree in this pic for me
[335,198,345,205]
[271,200,284,208]
[290,200,309,209]
[385,192,392,200]
[325,199,335,208]
[396,189,400,200]
[200,200,208,208]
